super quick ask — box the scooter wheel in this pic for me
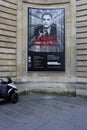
[11,92,18,103]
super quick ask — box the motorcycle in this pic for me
[0,77,18,103]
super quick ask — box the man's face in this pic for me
[42,14,52,28]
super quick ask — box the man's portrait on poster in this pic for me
[28,8,65,52]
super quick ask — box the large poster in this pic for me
[28,7,65,71]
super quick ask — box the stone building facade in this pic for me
[0,0,87,95]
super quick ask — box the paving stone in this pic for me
[0,95,87,130]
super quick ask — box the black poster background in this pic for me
[27,7,65,71]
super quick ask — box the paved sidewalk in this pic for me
[0,95,87,130]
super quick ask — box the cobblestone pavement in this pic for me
[0,95,87,130]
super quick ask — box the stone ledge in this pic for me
[16,82,87,97]
[22,0,70,4]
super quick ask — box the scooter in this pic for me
[0,77,18,103]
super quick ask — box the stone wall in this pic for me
[76,0,87,83]
[0,0,17,81]
[0,0,87,95]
